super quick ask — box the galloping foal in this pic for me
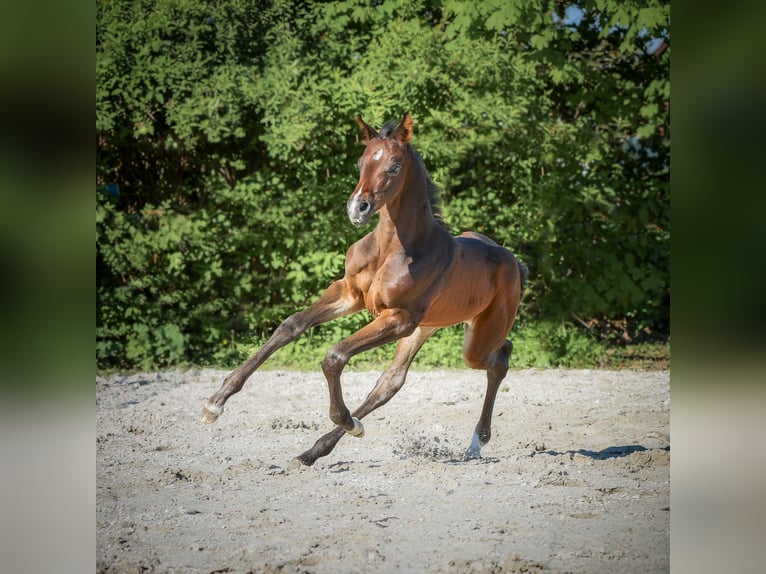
[202,113,527,466]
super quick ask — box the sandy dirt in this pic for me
[97,368,669,573]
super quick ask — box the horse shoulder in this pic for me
[374,233,454,302]
[343,232,379,292]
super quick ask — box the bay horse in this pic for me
[201,113,527,466]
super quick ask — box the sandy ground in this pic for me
[96,368,669,573]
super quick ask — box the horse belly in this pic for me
[420,264,498,327]
[419,237,514,327]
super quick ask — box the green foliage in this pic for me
[226,318,613,371]
[97,0,669,370]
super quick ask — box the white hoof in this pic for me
[200,403,223,424]
[464,447,482,460]
[464,432,483,459]
[347,417,365,438]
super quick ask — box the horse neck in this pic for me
[375,153,436,249]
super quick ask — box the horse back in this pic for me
[419,232,523,327]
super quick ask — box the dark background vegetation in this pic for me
[96,0,670,371]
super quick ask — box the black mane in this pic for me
[410,147,448,229]
[379,120,397,138]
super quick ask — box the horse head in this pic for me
[347,113,413,227]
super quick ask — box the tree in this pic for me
[97,0,669,368]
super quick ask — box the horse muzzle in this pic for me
[347,196,375,227]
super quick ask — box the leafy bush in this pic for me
[97,0,669,370]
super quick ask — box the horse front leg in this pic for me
[296,326,436,466]
[200,279,362,423]
[320,308,418,436]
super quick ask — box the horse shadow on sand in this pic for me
[536,444,669,460]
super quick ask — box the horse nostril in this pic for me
[358,200,370,214]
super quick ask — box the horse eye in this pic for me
[388,164,400,175]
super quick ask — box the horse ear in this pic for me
[355,115,379,144]
[393,113,413,145]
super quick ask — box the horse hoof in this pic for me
[464,432,483,459]
[463,447,481,460]
[347,417,365,438]
[200,403,222,424]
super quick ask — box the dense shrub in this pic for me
[97,0,669,369]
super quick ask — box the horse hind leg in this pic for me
[464,339,513,459]
[461,297,517,458]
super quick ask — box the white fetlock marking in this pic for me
[465,432,483,459]
[347,417,365,438]
[205,403,223,417]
